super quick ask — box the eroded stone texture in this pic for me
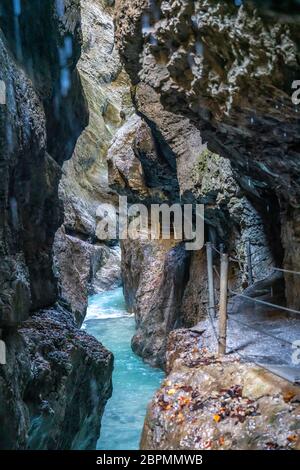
[115,0,300,307]
[107,114,180,202]
[141,329,300,450]
[54,0,131,319]
[122,238,190,368]
[0,0,88,325]
[54,228,122,325]
[0,306,113,450]
[0,1,113,450]
[110,85,273,366]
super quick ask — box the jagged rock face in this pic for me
[54,228,99,325]
[115,0,300,205]
[0,1,88,324]
[122,238,190,368]
[0,1,113,450]
[107,114,180,203]
[92,244,122,293]
[54,228,121,325]
[0,307,113,450]
[110,80,273,366]
[54,0,133,318]
[0,0,87,165]
[0,33,51,323]
[141,328,300,450]
[134,83,273,282]
[60,0,133,233]
[114,0,300,306]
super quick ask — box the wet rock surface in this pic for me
[112,1,300,448]
[0,306,113,450]
[141,329,300,450]
[114,134,274,364]
[0,1,113,450]
[1,0,299,452]
[0,0,88,324]
[54,0,130,319]
[54,228,121,325]
[108,81,274,366]
[122,238,190,368]
[115,0,300,307]
[109,0,292,368]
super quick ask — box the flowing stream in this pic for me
[83,287,164,450]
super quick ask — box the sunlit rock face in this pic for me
[54,0,136,320]
[0,1,112,450]
[115,0,300,307]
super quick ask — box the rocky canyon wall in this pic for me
[111,0,300,449]
[114,0,300,310]
[54,0,137,324]
[0,1,113,449]
[110,0,282,367]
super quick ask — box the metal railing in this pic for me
[205,241,300,362]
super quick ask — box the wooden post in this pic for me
[246,239,253,285]
[218,253,229,355]
[206,242,215,318]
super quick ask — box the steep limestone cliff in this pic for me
[122,238,190,368]
[115,0,300,309]
[0,1,113,449]
[0,306,113,450]
[110,0,280,367]
[54,0,136,322]
[112,0,300,448]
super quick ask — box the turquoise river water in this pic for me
[83,287,164,450]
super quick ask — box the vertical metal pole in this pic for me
[246,239,253,285]
[0,329,5,365]
[218,253,229,355]
[206,242,215,318]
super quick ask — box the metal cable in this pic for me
[274,267,300,277]
[204,243,299,382]
[229,289,300,316]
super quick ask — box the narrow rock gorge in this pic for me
[112,0,300,449]
[0,0,113,449]
[53,0,132,324]
[0,0,300,453]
